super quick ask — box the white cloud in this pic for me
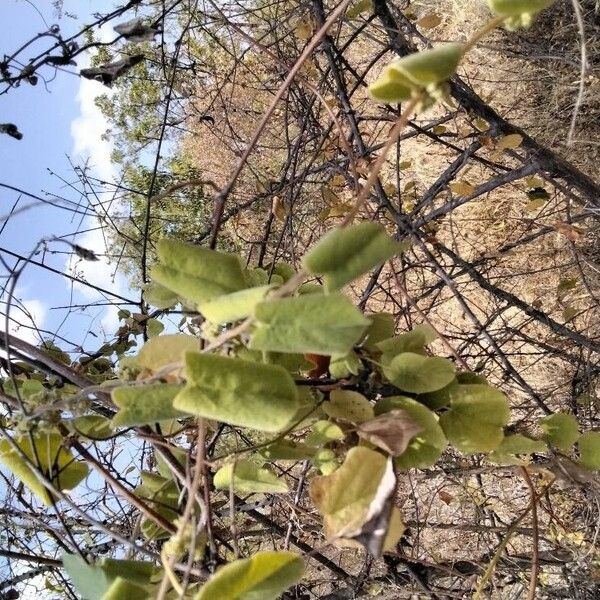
[9,298,47,344]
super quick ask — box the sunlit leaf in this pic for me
[213,460,288,494]
[174,352,299,432]
[143,281,179,309]
[305,421,345,446]
[250,293,369,356]
[488,434,547,465]
[383,353,455,394]
[439,385,510,453]
[346,0,373,19]
[496,133,523,150]
[0,432,88,506]
[196,551,304,600]
[199,285,272,324]
[111,383,188,428]
[387,43,464,86]
[539,413,579,451]
[303,223,402,291]
[136,334,199,372]
[151,239,247,305]
[323,390,374,423]
[578,431,600,470]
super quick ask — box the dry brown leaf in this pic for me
[553,222,585,242]
[357,409,423,456]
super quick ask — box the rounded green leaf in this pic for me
[0,432,88,506]
[579,431,600,470]
[375,397,447,469]
[323,390,374,423]
[250,293,369,356]
[539,413,579,451]
[368,68,413,103]
[213,460,288,494]
[305,420,345,446]
[439,385,510,454]
[111,383,189,428]
[488,434,547,465]
[199,285,272,324]
[260,441,316,461]
[363,313,395,350]
[376,324,437,361]
[387,44,464,86]
[70,415,114,440]
[136,334,199,372]
[196,551,304,600]
[383,352,455,394]
[151,239,247,306]
[173,352,299,432]
[303,223,402,291]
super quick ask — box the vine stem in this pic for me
[462,15,507,54]
[521,467,540,600]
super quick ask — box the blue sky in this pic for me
[0,0,134,353]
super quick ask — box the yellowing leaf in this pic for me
[310,447,404,554]
[323,390,374,423]
[449,181,475,196]
[196,551,304,600]
[271,195,287,222]
[199,285,272,324]
[303,222,402,291]
[111,383,188,428]
[213,461,288,494]
[0,432,88,506]
[305,421,345,446]
[439,385,510,453]
[250,293,369,356]
[383,353,455,394]
[174,352,299,432]
[539,413,579,451]
[142,281,178,309]
[496,133,523,150]
[136,334,199,372]
[151,239,247,306]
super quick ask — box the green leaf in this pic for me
[368,68,413,104]
[539,413,579,451]
[579,431,600,470]
[376,324,437,360]
[305,420,345,446]
[101,577,149,600]
[142,281,179,309]
[174,352,299,432]
[260,441,316,461]
[136,334,199,372]
[146,318,164,338]
[363,313,395,350]
[250,293,369,356]
[151,239,247,305]
[328,351,362,379]
[134,473,180,540]
[439,385,510,454]
[382,352,455,394]
[375,397,447,469]
[303,223,402,290]
[196,551,304,600]
[199,285,272,324]
[312,448,338,475]
[488,0,555,17]
[111,383,188,428]
[417,378,457,410]
[213,460,288,494]
[0,432,88,506]
[70,415,113,440]
[387,44,464,86]
[323,390,374,423]
[62,555,154,600]
[488,434,547,465]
